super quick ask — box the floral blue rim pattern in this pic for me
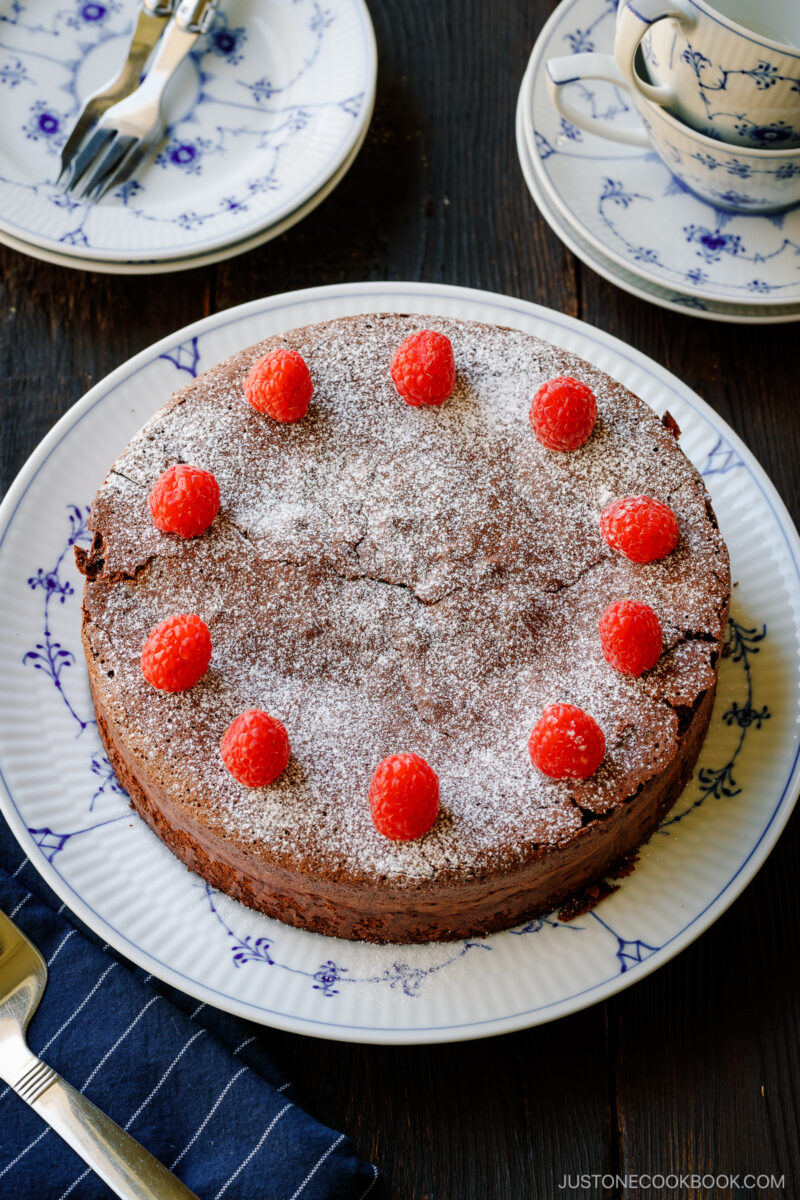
[0,283,798,1043]
[529,0,800,303]
[0,0,376,260]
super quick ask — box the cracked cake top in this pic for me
[80,314,730,884]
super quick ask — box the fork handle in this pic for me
[175,0,219,34]
[21,1058,199,1199]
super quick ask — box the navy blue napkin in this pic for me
[0,819,380,1200]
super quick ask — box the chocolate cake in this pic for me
[77,314,730,943]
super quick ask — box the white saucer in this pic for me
[1,282,799,1043]
[0,0,376,265]
[516,59,800,324]
[523,0,800,309]
[0,99,373,275]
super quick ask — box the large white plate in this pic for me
[515,57,800,324]
[1,282,798,1045]
[525,0,800,307]
[0,0,376,262]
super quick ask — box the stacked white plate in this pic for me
[516,0,800,323]
[0,0,376,273]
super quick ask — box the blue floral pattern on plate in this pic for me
[528,0,800,304]
[0,0,375,261]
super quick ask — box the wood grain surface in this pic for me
[1,2,798,1197]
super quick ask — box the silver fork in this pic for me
[0,907,199,1199]
[58,0,178,187]
[66,0,219,202]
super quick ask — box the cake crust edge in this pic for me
[89,661,718,944]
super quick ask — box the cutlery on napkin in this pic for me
[0,824,379,1200]
[0,905,200,1198]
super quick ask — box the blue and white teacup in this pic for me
[546,52,800,212]
[615,0,800,149]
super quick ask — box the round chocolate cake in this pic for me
[77,314,730,943]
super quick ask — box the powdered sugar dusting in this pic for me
[82,315,729,883]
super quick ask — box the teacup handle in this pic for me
[615,0,694,108]
[545,53,650,147]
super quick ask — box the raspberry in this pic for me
[599,600,663,676]
[148,464,220,538]
[529,376,597,451]
[141,613,211,692]
[220,709,290,787]
[600,495,679,563]
[368,753,439,840]
[244,348,313,423]
[390,330,456,406]
[528,703,605,780]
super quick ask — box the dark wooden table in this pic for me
[2,2,799,1196]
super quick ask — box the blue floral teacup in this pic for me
[615,0,800,149]
[546,51,800,211]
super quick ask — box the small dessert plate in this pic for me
[0,0,376,264]
[0,110,371,275]
[524,0,800,307]
[516,57,800,324]
[0,283,798,1045]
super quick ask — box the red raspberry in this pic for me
[141,613,211,692]
[529,376,597,451]
[369,753,439,840]
[600,495,679,563]
[390,330,456,406]
[244,348,313,423]
[220,709,290,787]
[599,599,662,676]
[528,703,605,780]
[148,464,220,538]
